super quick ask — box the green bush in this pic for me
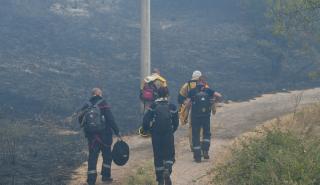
[213,130,320,185]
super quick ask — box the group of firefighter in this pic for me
[140,69,222,185]
[78,69,222,185]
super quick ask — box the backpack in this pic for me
[82,99,106,133]
[141,82,157,101]
[191,89,212,117]
[152,102,172,133]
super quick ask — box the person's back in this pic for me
[189,85,214,118]
[78,88,121,185]
[140,69,168,105]
[187,83,220,162]
[178,71,202,105]
[143,87,178,185]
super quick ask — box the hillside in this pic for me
[1,0,320,131]
[1,86,319,184]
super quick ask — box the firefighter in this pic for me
[143,87,179,185]
[140,68,168,109]
[178,70,209,151]
[139,68,169,137]
[78,88,121,185]
[186,83,221,162]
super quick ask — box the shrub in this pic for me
[213,130,320,185]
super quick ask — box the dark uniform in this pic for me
[79,95,120,185]
[143,98,179,185]
[188,85,214,162]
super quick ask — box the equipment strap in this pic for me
[90,98,105,108]
[89,134,110,149]
[187,80,198,92]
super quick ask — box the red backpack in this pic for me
[141,83,156,101]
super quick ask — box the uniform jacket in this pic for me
[79,95,119,137]
[142,98,179,134]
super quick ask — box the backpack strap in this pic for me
[187,80,198,93]
[90,98,105,108]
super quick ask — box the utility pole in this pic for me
[141,0,151,85]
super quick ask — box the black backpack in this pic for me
[152,102,172,133]
[82,99,106,133]
[191,89,212,117]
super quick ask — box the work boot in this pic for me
[163,169,172,185]
[101,176,113,183]
[203,150,210,159]
[194,157,201,163]
[158,179,164,185]
[83,183,94,185]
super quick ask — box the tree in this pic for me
[242,0,320,78]
[267,0,320,38]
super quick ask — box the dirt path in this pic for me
[68,88,320,185]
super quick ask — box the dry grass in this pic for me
[211,103,320,185]
[125,160,157,185]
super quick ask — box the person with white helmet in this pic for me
[186,80,221,162]
[178,70,207,151]
[178,70,203,106]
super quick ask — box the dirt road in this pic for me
[68,88,320,185]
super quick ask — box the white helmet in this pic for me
[192,70,202,79]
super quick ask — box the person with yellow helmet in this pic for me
[139,69,169,137]
[140,68,168,106]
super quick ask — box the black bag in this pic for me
[191,90,212,117]
[112,140,130,166]
[83,99,106,133]
[152,102,172,133]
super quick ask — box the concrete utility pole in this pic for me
[141,0,151,85]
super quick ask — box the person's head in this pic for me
[196,81,205,91]
[152,68,160,75]
[199,75,207,84]
[157,87,169,98]
[192,70,202,80]
[91,88,102,97]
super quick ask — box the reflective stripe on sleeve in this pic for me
[155,166,164,171]
[170,109,178,113]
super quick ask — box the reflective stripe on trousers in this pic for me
[202,139,210,143]
[87,170,97,175]
[102,163,111,169]
[165,160,174,165]
[193,146,201,150]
